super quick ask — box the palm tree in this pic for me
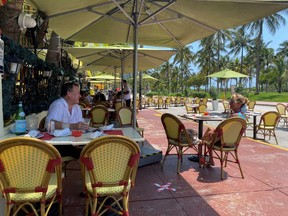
[213,30,231,71]
[196,36,215,90]
[228,26,253,75]
[277,41,288,58]
[271,55,288,93]
[172,46,195,94]
[247,11,287,94]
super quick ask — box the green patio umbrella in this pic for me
[206,69,249,79]
[207,69,249,97]
[139,74,158,81]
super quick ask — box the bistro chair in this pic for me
[185,104,194,114]
[194,98,201,105]
[202,118,246,180]
[78,102,86,109]
[157,97,164,109]
[80,135,140,216]
[276,103,288,127]
[117,106,144,137]
[197,104,207,114]
[161,113,200,173]
[200,97,208,105]
[164,97,171,108]
[94,101,110,108]
[247,101,256,112]
[38,116,77,177]
[114,101,123,112]
[90,106,109,128]
[222,100,231,113]
[38,116,46,131]
[256,111,280,145]
[0,137,62,216]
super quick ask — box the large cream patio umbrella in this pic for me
[28,1,288,48]
[27,0,288,128]
[64,46,175,109]
[63,46,175,72]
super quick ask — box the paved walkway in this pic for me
[62,103,288,216]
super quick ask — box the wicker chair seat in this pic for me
[85,180,132,196]
[10,174,58,202]
[168,139,190,147]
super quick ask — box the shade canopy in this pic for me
[86,74,121,81]
[28,0,288,48]
[207,69,249,79]
[63,46,176,72]
[27,0,288,128]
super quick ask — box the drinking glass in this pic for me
[84,118,91,126]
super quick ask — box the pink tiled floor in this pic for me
[62,108,288,215]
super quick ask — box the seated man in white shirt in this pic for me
[45,82,89,158]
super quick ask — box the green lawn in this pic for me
[246,92,288,102]
[218,92,288,102]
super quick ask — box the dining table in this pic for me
[0,127,145,146]
[180,114,224,139]
[0,127,161,168]
[245,112,262,139]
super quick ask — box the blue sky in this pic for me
[263,24,287,50]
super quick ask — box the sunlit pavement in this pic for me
[62,103,288,215]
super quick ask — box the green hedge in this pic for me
[191,92,208,98]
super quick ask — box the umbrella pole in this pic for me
[139,71,142,110]
[121,55,125,100]
[132,1,139,129]
[114,66,117,90]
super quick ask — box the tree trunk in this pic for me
[45,31,61,67]
[255,21,263,94]
[0,1,23,43]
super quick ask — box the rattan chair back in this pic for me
[118,106,133,126]
[80,135,140,216]
[197,104,207,114]
[247,101,256,112]
[276,103,286,115]
[90,106,109,127]
[38,116,47,131]
[259,111,280,128]
[0,137,62,216]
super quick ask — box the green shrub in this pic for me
[145,92,156,97]
[168,92,183,97]
[192,92,207,98]
[209,87,218,100]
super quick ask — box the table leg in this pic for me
[253,116,257,139]
[198,120,205,165]
[198,120,203,139]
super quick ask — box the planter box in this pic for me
[212,100,219,111]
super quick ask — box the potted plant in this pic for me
[209,87,219,111]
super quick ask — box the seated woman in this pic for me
[200,93,248,166]
[228,93,248,119]
[113,91,125,108]
[79,90,91,107]
[94,93,110,108]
